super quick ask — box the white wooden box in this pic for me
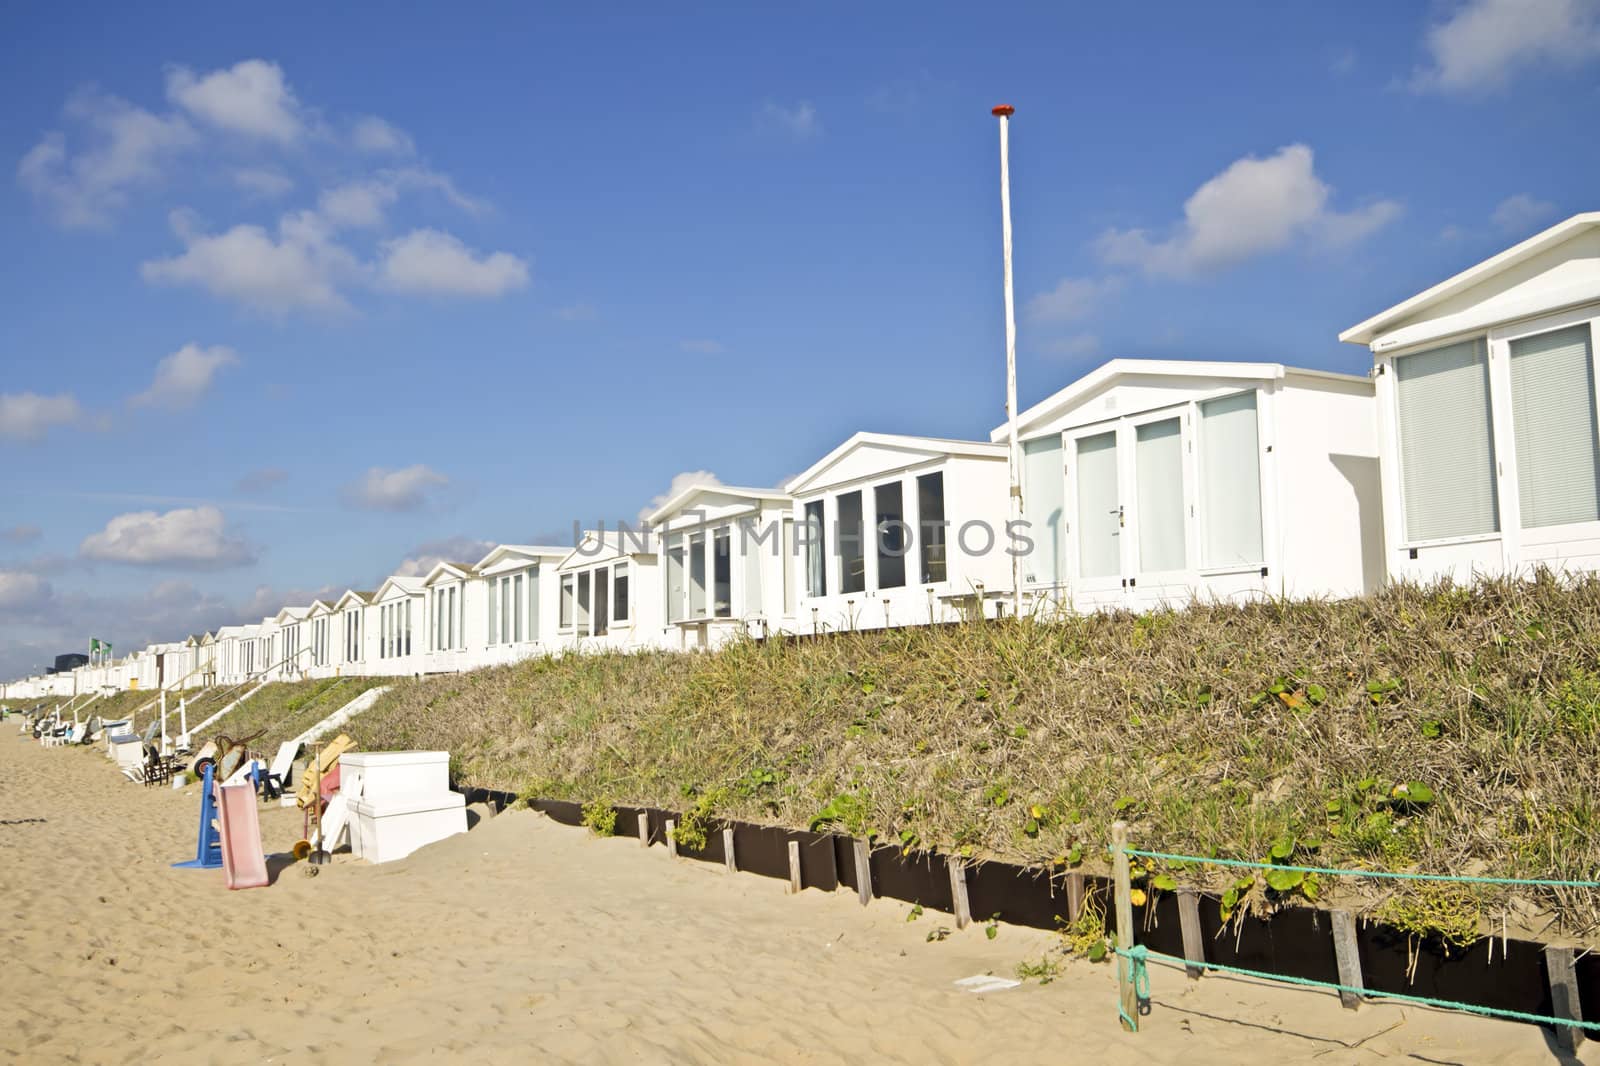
[340,751,451,803]
[347,792,466,864]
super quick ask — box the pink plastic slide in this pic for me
[214,781,269,890]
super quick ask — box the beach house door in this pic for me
[1067,427,1128,608]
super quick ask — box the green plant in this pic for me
[1015,954,1064,984]
[1057,884,1111,962]
[906,904,923,922]
[581,797,617,837]
[984,914,1000,940]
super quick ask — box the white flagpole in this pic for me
[993,104,1023,620]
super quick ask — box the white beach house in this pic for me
[274,606,312,680]
[785,432,1012,633]
[554,530,658,651]
[1000,359,1383,612]
[370,576,426,676]
[302,600,337,677]
[475,544,566,666]
[422,561,482,674]
[333,590,373,675]
[1341,212,1600,585]
[647,484,796,650]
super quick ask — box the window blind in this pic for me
[1510,323,1600,529]
[1199,391,1265,566]
[1395,338,1499,542]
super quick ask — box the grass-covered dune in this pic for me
[196,677,388,749]
[265,575,1600,937]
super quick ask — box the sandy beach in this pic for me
[0,734,1585,1065]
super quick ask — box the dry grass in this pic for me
[195,677,387,753]
[327,573,1600,936]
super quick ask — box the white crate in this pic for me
[339,751,451,803]
[347,792,466,864]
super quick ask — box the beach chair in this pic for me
[259,741,301,800]
[141,744,182,788]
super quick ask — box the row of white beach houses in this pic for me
[9,213,1600,701]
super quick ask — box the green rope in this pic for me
[1126,848,1600,889]
[1116,944,1594,1031]
[1117,943,1152,1029]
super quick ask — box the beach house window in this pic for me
[875,482,907,589]
[782,516,796,613]
[1076,431,1121,578]
[577,571,591,631]
[804,501,826,597]
[513,571,525,641]
[666,538,686,623]
[560,574,575,628]
[713,528,732,617]
[593,568,609,637]
[487,580,500,646]
[1509,323,1600,528]
[1021,440,1063,587]
[1395,338,1499,542]
[837,490,865,594]
[404,600,412,656]
[1198,393,1265,567]
[1134,418,1186,573]
[527,566,540,641]
[917,472,947,584]
[689,532,707,617]
[448,585,458,649]
[742,528,761,618]
[614,562,630,623]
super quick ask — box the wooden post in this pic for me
[637,812,649,847]
[947,858,971,930]
[1330,910,1364,1010]
[1545,945,1585,1053]
[722,827,736,873]
[1177,890,1205,980]
[1112,821,1138,1032]
[1066,872,1085,924]
[852,839,873,907]
[665,818,677,857]
[787,840,802,894]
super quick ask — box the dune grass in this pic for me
[194,677,387,751]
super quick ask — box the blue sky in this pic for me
[2,1,1597,677]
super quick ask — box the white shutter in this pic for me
[1022,435,1064,586]
[1199,391,1265,566]
[1510,323,1600,529]
[1395,339,1499,542]
[1135,418,1186,572]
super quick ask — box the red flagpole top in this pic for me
[991,104,1015,117]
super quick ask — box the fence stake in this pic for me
[1178,890,1205,979]
[947,858,971,929]
[853,838,873,907]
[787,840,802,894]
[723,827,737,873]
[1112,820,1138,1032]
[665,818,677,858]
[1330,910,1364,1010]
[637,812,648,848]
[1067,871,1085,924]
[1545,945,1585,1053]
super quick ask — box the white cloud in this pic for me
[0,571,53,612]
[233,167,293,199]
[757,100,822,141]
[1096,144,1401,277]
[165,59,304,143]
[129,343,240,410]
[318,179,399,229]
[79,505,256,568]
[0,392,84,441]
[1041,333,1102,361]
[341,465,450,511]
[679,339,726,355]
[352,115,415,155]
[392,535,496,578]
[141,208,358,313]
[236,467,287,493]
[2,524,42,545]
[16,90,195,228]
[1025,276,1122,323]
[376,229,529,297]
[640,470,724,523]
[1413,0,1600,92]
[1491,193,1558,234]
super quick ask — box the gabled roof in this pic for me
[785,432,1004,495]
[1340,212,1600,347]
[646,483,790,526]
[474,543,568,572]
[372,574,426,600]
[556,529,654,570]
[274,606,310,625]
[422,560,480,586]
[992,358,1367,441]
[305,599,335,616]
[333,589,373,610]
